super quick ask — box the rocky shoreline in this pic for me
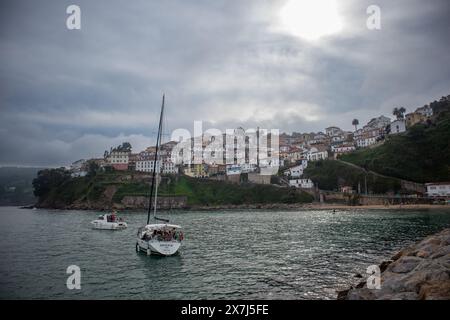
[337,228,450,300]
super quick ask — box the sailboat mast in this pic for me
[146,94,165,225]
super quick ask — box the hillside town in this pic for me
[69,100,450,200]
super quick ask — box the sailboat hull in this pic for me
[136,239,181,256]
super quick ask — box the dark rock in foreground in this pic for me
[338,228,450,300]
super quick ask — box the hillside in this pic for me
[33,170,314,209]
[303,160,402,194]
[340,106,450,183]
[0,167,42,205]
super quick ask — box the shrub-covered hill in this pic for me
[303,160,402,194]
[340,107,450,183]
[32,170,314,209]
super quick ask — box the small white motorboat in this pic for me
[136,223,183,256]
[91,213,127,230]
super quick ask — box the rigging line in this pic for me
[146,94,165,225]
[153,98,165,220]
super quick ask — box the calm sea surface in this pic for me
[0,206,449,299]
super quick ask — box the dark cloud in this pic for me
[1,0,449,166]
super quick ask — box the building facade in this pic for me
[425,182,450,197]
[289,178,314,189]
[108,151,129,171]
[389,119,406,134]
[135,159,178,174]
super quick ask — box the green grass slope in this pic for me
[304,160,402,193]
[340,111,450,183]
[34,171,314,208]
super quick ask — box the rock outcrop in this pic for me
[338,228,450,300]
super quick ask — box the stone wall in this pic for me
[319,191,432,206]
[120,195,188,209]
[226,174,241,184]
[401,180,426,194]
[247,173,271,185]
[358,195,431,206]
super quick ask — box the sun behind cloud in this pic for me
[277,0,343,41]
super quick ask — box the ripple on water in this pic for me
[0,207,449,299]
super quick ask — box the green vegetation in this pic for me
[304,159,402,194]
[112,182,149,202]
[340,106,450,183]
[158,176,313,206]
[33,170,314,208]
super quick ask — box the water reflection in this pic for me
[0,207,449,299]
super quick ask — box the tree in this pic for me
[121,142,132,152]
[352,119,359,131]
[393,107,406,119]
[32,168,71,198]
[87,161,100,177]
[113,142,132,152]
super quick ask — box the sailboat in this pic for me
[136,94,184,256]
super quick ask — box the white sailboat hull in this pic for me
[136,238,181,256]
[91,220,127,230]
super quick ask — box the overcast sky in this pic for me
[1,0,449,166]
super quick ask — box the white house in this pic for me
[285,147,303,164]
[289,178,314,189]
[226,164,242,175]
[300,159,308,169]
[355,127,383,148]
[241,163,257,173]
[390,119,406,134]
[332,145,356,159]
[366,115,391,130]
[70,159,87,177]
[331,135,345,144]
[425,182,450,197]
[108,150,130,170]
[355,137,375,148]
[325,126,343,137]
[279,145,290,153]
[309,132,328,145]
[284,165,304,178]
[307,146,328,161]
[416,105,433,118]
[135,158,178,174]
[331,145,356,153]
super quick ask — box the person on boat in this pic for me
[143,232,151,241]
[111,210,117,222]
